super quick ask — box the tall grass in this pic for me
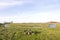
[0,23,60,40]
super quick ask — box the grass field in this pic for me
[0,23,60,40]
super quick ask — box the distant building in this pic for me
[0,21,13,28]
[3,21,13,28]
[49,23,56,28]
[3,24,9,28]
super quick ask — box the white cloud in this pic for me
[0,12,60,23]
[0,0,33,9]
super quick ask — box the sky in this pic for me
[0,0,60,23]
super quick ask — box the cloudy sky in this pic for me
[0,0,60,23]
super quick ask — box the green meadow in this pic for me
[0,23,60,40]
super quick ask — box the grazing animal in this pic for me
[24,30,41,35]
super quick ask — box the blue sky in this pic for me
[0,0,60,23]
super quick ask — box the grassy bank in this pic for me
[0,23,60,40]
